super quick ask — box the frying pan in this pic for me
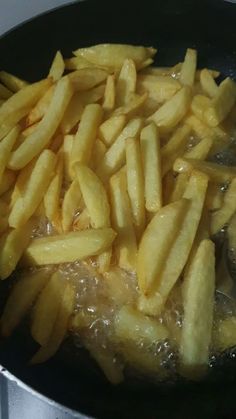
[1,0,236,418]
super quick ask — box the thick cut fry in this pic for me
[114,92,147,118]
[99,114,126,147]
[48,51,65,81]
[0,71,28,91]
[70,104,103,171]
[137,199,188,294]
[44,155,63,225]
[68,68,107,91]
[91,139,107,171]
[22,122,40,137]
[27,85,55,126]
[173,157,236,183]
[0,269,51,337]
[180,48,197,87]
[63,134,74,181]
[126,137,145,238]
[76,164,110,228]
[10,158,37,208]
[180,239,215,378]
[210,178,236,235]
[31,283,75,364]
[0,170,16,196]
[98,118,143,180]
[191,94,211,121]
[0,83,13,99]
[0,126,19,183]
[161,124,191,175]
[184,137,213,160]
[204,77,236,126]
[140,123,162,212]
[110,170,137,271]
[200,69,218,98]
[116,59,136,106]
[228,213,236,249]
[31,272,64,346]
[148,86,191,132]
[62,180,82,232]
[73,44,156,71]
[24,228,116,265]
[9,150,56,228]
[0,218,35,279]
[137,75,181,104]
[103,75,115,111]
[168,173,189,203]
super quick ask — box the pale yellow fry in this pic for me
[0,71,28,92]
[103,75,115,111]
[214,317,236,352]
[0,83,13,99]
[137,198,188,294]
[113,92,147,119]
[24,228,116,265]
[10,158,37,208]
[48,50,65,81]
[191,94,211,121]
[161,124,191,175]
[211,178,236,235]
[116,59,136,106]
[168,173,189,203]
[148,86,191,132]
[126,137,145,238]
[228,213,236,249]
[9,150,56,228]
[73,207,90,231]
[140,123,162,212]
[0,170,16,196]
[137,75,181,104]
[68,68,107,91]
[180,239,215,378]
[65,56,105,70]
[44,154,63,224]
[0,218,35,279]
[70,104,103,172]
[141,63,182,77]
[110,170,137,271]
[91,139,107,171]
[200,69,218,98]
[0,126,20,183]
[0,268,51,337]
[99,114,126,147]
[98,118,143,180]
[31,271,64,346]
[162,171,175,205]
[204,77,236,126]
[180,48,197,87]
[63,134,74,182]
[27,85,55,126]
[73,44,156,70]
[173,157,236,183]
[0,106,31,141]
[183,137,213,160]
[62,179,82,232]
[30,283,75,364]
[205,183,223,211]
[22,122,40,137]
[9,77,73,170]
[97,250,112,274]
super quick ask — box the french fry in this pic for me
[30,282,75,364]
[0,218,35,279]
[183,136,213,160]
[91,139,107,171]
[0,83,13,99]
[140,123,162,212]
[113,92,147,119]
[73,208,90,231]
[180,239,215,378]
[0,71,28,91]
[0,126,20,183]
[162,171,175,204]
[9,150,56,228]
[205,182,223,211]
[60,94,84,134]
[191,94,211,121]
[0,268,52,337]
[48,51,65,81]
[31,271,65,346]
[103,75,115,111]
[70,104,103,171]
[110,170,137,271]
[21,122,40,137]
[0,169,16,196]
[10,158,37,208]
[27,85,55,126]
[99,114,126,147]
[137,199,188,294]
[0,106,31,141]
[63,134,74,181]
[73,44,156,71]
[141,63,182,77]
[9,77,73,170]
[98,118,143,180]
[148,86,191,132]
[168,173,189,203]
[44,154,63,226]
[97,250,112,274]
[200,69,218,98]
[68,68,107,91]
[65,56,104,70]
[61,179,82,232]
[161,124,191,175]
[210,177,236,235]
[116,59,136,106]
[126,137,145,238]
[137,75,181,104]
[204,77,236,126]
[24,228,116,265]
[180,48,197,87]
[214,317,236,352]
[228,213,236,249]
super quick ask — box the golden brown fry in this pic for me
[210,178,236,235]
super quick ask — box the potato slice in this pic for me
[44,154,63,225]
[30,282,75,364]
[68,68,107,91]
[9,77,73,169]
[137,199,188,294]
[27,85,55,126]
[204,77,236,126]
[9,150,56,228]
[116,59,136,106]
[0,268,52,337]
[0,126,20,183]
[183,137,213,160]
[0,83,13,99]
[161,124,191,175]
[180,239,215,378]
[140,123,162,212]
[24,228,116,265]
[99,114,126,147]
[148,86,191,132]
[180,48,197,87]
[48,50,65,81]
[110,170,137,271]
[98,118,143,180]
[137,75,181,104]
[61,179,82,232]
[200,69,218,98]
[103,75,115,111]
[31,271,65,346]
[0,71,28,92]
[210,177,236,235]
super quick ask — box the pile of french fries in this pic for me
[0,44,236,382]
